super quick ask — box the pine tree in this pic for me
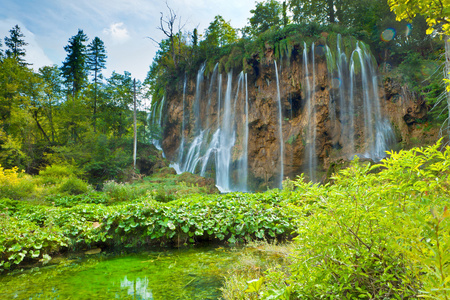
[4,25,28,66]
[87,37,107,132]
[61,29,88,98]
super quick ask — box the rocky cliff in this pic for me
[159,37,439,191]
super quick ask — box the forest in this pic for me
[0,0,449,299]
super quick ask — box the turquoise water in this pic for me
[0,246,238,299]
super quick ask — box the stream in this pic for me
[0,245,239,299]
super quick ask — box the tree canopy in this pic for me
[203,15,237,48]
[248,0,282,35]
[4,25,28,66]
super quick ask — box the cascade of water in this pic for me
[183,130,205,173]
[241,73,249,191]
[349,42,394,160]
[336,35,349,150]
[364,43,395,159]
[274,60,284,188]
[194,64,206,134]
[216,72,236,192]
[177,65,207,174]
[200,129,220,176]
[149,96,165,151]
[349,56,356,154]
[303,43,317,181]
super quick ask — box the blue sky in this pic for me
[0,0,255,81]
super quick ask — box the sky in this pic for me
[0,0,255,81]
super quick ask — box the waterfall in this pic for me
[241,73,249,191]
[216,72,235,192]
[326,36,394,162]
[163,36,394,191]
[303,43,318,182]
[274,61,284,188]
[194,64,206,134]
[149,96,164,151]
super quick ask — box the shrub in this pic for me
[286,141,450,299]
[58,177,89,195]
[0,165,35,200]
[102,180,146,202]
[38,164,79,185]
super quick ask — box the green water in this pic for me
[0,246,238,299]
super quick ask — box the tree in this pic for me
[61,29,89,98]
[203,15,237,48]
[248,0,282,34]
[103,71,137,137]
[388,0,450,139]
[192,28,198,48]
[87,37,107,132]
[289,0,334,24]
[4,25,28,66]
[289,0,372,25]
[156,1,185,69]
[282,1,290,27]
[39,65,64,143]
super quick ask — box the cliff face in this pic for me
[160,40,437,191]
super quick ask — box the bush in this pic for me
[38,164,79,185]
[0,165,35,200]
[58,177,89,195]
[102,180,146,202]
[287,141,450,299]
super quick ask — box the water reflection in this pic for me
[121,276,153,299]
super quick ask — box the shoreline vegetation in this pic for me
[1,140,449,299]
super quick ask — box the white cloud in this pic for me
[103,22,130,44]
[0,19,53,69]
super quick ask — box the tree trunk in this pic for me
[32,110,50,143]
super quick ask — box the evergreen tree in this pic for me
[87,37,107,132]
[61,29,89,98]
[4,25,28,66]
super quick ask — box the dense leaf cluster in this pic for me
[0,189,300,272]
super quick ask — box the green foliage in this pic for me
[61,29,89,97]
[221,241,295,300]
[0,215,68,271]
[246,0,282,36]
[4,25,28,66]
[58,176,89,195]
[38,164,80,185]
[280,141,449,299]
[102,180,146,202]
[203,15,237,49]
[0,165,35,200]
[0,189,300,271]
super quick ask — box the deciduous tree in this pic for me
[389,0,450,139]
[248,0,282,34]
[204,15,237,48]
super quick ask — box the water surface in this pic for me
[0,246,238,299]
